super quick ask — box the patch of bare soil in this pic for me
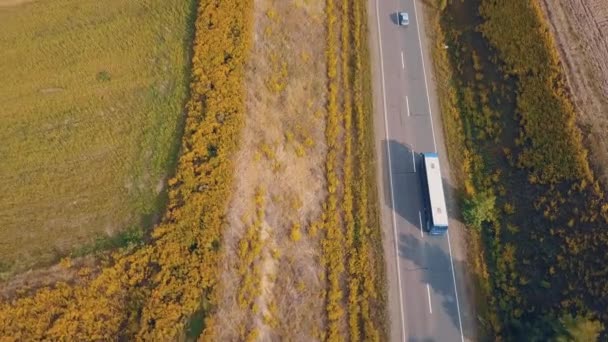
[539,0,608,188]
[0,0,34,8]
[0,256,98,301]
[213,0,328,340]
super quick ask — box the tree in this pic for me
[462,191,496,230]
[556,314,604,342]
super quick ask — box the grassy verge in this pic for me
[205,0,330,340]
[353,0,387,338]
[341,0,360,339]
[322,0,345,339]
[320,0,386,340]
[0,0,253,339]
[0,0,195,277]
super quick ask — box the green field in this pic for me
[0,0,194,278]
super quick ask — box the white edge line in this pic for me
[375,2,407,342]
[411,148,416,173]
[406,95,410,117]
[447,230,465,342]
[412,0,437,152]
[426,283,432,314]
[401,51,405,69]
[418,211,423,237]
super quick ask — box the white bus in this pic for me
[419,153,448,235]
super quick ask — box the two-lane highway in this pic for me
[368,0,474,341]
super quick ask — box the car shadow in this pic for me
[389,12,400,26]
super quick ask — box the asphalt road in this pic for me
[367,0,476,341]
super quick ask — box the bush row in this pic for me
[322,0,346,340]
[319,0,385,340]
[350,0,384,339]
[340,0,359,339]
[235,187,266,339]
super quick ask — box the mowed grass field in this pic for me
[0,0,194,278]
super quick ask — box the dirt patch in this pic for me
[0,0,35,7]
[539,0,608,188]
[0,256,98,301]
[39,87,65,94]
[212,0,327,340]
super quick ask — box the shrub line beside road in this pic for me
[321,0,386,340]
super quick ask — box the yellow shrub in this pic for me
[290,223,302,242]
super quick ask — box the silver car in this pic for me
[398,12,409,26]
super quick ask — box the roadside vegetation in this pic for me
[322,0,387,340]
[426,0,607,339]
[0,0,195,277]
[202,0,328,340]
[0,0,252,339]
[0,0,386,339]
[202,0,386,340]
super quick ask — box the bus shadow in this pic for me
[399,233,471,340]
[381,139,422,229]
[381,139,472,338]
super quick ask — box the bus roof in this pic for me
[422,153,448,227]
